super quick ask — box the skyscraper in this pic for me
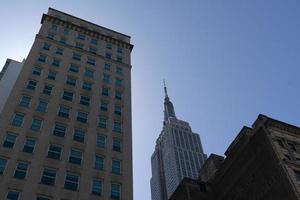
[150,82,207,200]
[0,8,133,200]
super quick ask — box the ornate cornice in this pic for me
[41,14,134,52]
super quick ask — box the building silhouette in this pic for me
[150,82,207,200]
[0,8,133,200]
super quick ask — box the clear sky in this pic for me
[1,0,300,199]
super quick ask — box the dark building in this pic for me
[170,114,300,200]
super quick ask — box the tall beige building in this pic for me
[0,8,133,200]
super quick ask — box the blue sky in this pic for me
[1,1,300,199]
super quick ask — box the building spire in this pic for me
[163,80,176,121]
[163,79,168,98]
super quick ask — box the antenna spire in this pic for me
[163,79,168,98]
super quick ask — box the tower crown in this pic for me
[163,80,176,121]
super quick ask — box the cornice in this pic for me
[41,14,134,52]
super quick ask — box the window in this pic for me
[56,48,64,55]
[66,76,77,86]
[62,91,73,101]
[43,85,53,95]
[105,52,112,59]
[52,58,60,67]
[69,64,79,73]
[104,63,111,71]
[114,105,122,115]
[75,42,83,50]
[3,133,17,148]
[11,113,24,127]
[38,54,47,62]
[92,179,102,196]
[100,102,108,111]
[14,162,29,179]
[63,28,69,35]
[78,34,85,40]
[77,112,88,123]
[112,160,121,174]
[112,138,121,152]
[47,71,57,80]
[36,100,48,112]
[106,43,112,49]
[26,80,37,90]
[116,67,123,75]
[98,117,106,128]
[64,173,79,191]
[19,96,31,107]
[41,168,56,186]
[87,57,95,65]
[47,33,54,40]
[80,95,90,106]
[102,87,109,96]
[0,158,7,175]
[84,69,94,78]
[43,43,51,50]
[115,79,122,87]
[111,183,121,200]
[60,37,67,44]
[73,129,85,143]
[82,81,92,91]
[32,66,42,76]
[30,118,43,131]
[89,47,97,54]
[69,149,82,165]
[72,52,81,61]
[53,123,66,137]
[50,24,57,31]
[6,191,19,200]
[117,47,123,54]
[96,135,106,148]
[48,144,62,160]
[94,155,104,170]
[58,106,70,118]
[91,38,98,45]
[22,137,36,153]
[115,91,122,100]
[117,56,123,63]
[113,121,121,133]
[103,74,110,83]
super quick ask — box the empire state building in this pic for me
[150,82,207,200]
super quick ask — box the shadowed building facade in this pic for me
[170,115,300,200]
[0,8,133,200]
[150,83,207,200]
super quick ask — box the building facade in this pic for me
[0,8,133,200]
[150,83,207,200]
[170,115,300,200]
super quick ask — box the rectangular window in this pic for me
[116,67,123,75]
[47,71,57,80]
[43,43,51,50]
[60,37,67,44]
[66,76,76,86]
[78,34,85,40]
[117,47,123,54]
[30,118,43,131]
[98,117,106,128]
[53,123,66,137]
[56,47,64,55]
[80,95,90,106]
[52,58,60,67]
[77,112,88,123]
[92,179,102,196]
[75,42,83,50]
[104,63,111,71]
[103,74,110,83]
[51,24,57,31]
[91,38,98,45]
[3,133,17,148]
[58,106,70,118]
[113,121,121,133]
[11,113,24,127]
[36,100,48,112]
[64,173,79,191]
[115,91,122,100]
[26,80,37,90]
[112,138,121,152]
[0,158,7,175]
[6,191,19,200]
[19,96,31,107]
[14,162,29,179]
[102,87,109,96]
[22,137,36,153]
[69,64,79,73]
[89,47,97,54]
[69,149,82,165]
[87,57,95,65]
[114,105,122,115]
[84,69,94,78]
[47,33,54,40]
[72,52,81,61]
[100,102,108,111]
[48,144,62,160]
[94,155,104,170]
[116,79,122,87]
[73,129,85,143]
[63,28,69,35]
[106,43,112,49]
[112,160,121,174]
[82,81,92,91]
[43,85,53,95]
[117,56,123,63]
[111,183,121,200]
[41,168,56,186]
[105,52,112,59]
[32,66,42,76]
[62,91,74,101]
[38,54,47,62]
[96,135,106,148]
